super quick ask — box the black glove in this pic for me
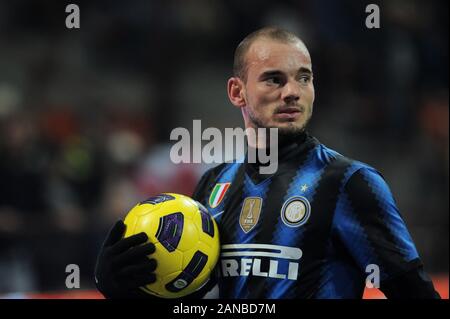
[95,220,158,299]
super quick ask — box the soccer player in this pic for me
[95,27,440,299]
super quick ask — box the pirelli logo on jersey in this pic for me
[220,244,302,281]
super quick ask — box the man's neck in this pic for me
[245,130,310,167]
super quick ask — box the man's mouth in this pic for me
[276,107,302,114]
[275,107,303,119]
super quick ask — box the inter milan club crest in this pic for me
[239,197,262,233]
[209,183,231,208]
[281,196,311,227]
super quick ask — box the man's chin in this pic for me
[274,122,306,137]
[249,116,308,137]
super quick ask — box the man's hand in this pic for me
[95,220,157,298]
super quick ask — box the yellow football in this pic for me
[123,193,220,298]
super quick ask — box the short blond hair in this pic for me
[233,27,303,81]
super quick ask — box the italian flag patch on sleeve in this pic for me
[209,183,231,208]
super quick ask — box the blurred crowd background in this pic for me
[0,0,448,294]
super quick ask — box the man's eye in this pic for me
[298,75,312,84]
[265,77,281,85]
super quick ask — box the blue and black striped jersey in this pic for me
[192,133,439,299]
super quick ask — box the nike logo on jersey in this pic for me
[213,210,225,218]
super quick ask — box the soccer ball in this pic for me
[123,193,220,298]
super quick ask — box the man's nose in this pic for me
[281,80,300,104]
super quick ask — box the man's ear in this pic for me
[227,77,246,108]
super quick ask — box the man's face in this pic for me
[240,38,315,136]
